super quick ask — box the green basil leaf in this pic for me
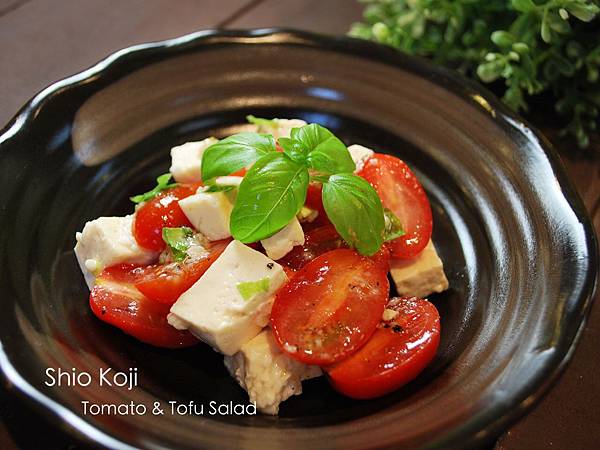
[246,115,278,128]
[162,226,194,261]
[383,208,405,242]
[130,173,177,203]
[201,132,276,182]
[278,137,307,164]
[237,278,271,300]
[322,173,385,256]
[291,124,355,174]
[230,152,309,243]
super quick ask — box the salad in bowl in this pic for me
[74,116,449,414]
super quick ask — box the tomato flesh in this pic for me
[133,184,199,251]
[134,239,229,305]
[358,154,432,259]
[90,270,198,348]
[278,224,344,271]
[271,248,389,365]
[325,296,440,399]
[303,183,331,228]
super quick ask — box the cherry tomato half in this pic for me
[271,248,389,366]
[133,184,199,251]
[134,239,229,305]
[90,270,198,348]
[325,296,440,399]
[358,154,432,259]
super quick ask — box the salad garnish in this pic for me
[202,123,394,256]
[162,226,195,262]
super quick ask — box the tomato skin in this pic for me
[133,184,199,251]
[271,248,389,366]
[89,274,198,349]
[278,224,344,271]
[325,297,440,399]
[134,239,229,305]
[358,154,432,259]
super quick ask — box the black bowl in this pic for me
[0,29,597,449]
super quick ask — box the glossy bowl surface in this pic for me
[0,29,596,450]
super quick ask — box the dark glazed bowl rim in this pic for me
[0,28,597,450]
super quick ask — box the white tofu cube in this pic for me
[260,217,305,260]
[178,189,233,241]
[168,241,288,355]
[74,215,158,289]
[390,240,449,298]
[224,329,322,414]
[348,144,375,172]
[252,118,307,139]
[169,137,218,183]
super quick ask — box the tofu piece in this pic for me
[169,137,218,183]
[348,144,375,172]
[260,217,305,260]
[224,329,322,414]
[390,240,449,298]
[178,189,233,241]
[168,241,288,355]
[253,118,307,139]
[74,215,157,289]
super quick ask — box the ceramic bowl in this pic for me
[0,29,596,449]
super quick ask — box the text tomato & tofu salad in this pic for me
[74,116,449,414]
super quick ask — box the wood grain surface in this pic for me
[0,1,598,449]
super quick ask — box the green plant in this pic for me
[350,0,600,148]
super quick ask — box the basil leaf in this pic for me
[246,115,277,128]
[322,173,385,256]
[237,278,270,300]
[130,173,177,203]
[201,132,276,182]
[278,137,307,164]
[383,208,405,242]
[162,226,194,261]
[291,124,355,174]
[230,152,309,243]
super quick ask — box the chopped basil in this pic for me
[130,173,177,203]
[237,278,270,300]
[162,227,195,262]
[383,208,405,242]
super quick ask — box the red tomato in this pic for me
[304,183,331,228]
[271,248,389,365]
[133,185,198,251]
[229,167,247,177]
[358,154,432,259]
[278,224,344,271]
[325,296,440,399]
[134,239,229,305]
[90,271,198,348]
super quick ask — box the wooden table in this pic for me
[1,1,598,449]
